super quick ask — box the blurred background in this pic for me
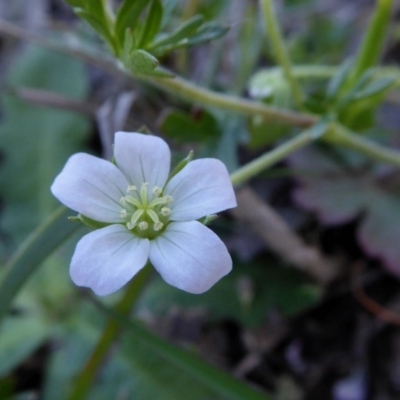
[1,0,400,399]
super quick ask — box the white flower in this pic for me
[51,132,237,296]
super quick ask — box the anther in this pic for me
[160,207,171,216]
[127,185,137,192]
[120,209,127,218]
[154,221,164,231]
[120,197,126,206]
[138,221,148,230]
[152,186,163,196]
[164,195,173,204]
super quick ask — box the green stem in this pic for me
[259,0,304,108]
[350,0,393,83]
[230,129,316,185]
[325,123,400,167]
[146,74,316,127]
[67,265,152,400]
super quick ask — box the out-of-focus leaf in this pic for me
[185,21,229,46]
[161,109,220,143]
[0,299,49,377]
[115,0,149,45]
[139,261,320,328]
[0,46,90,245]
[0,207,82,323]
[350,76,397,101]
[138,0,164,48]
[150,15,204,50]
[92,298,270,400]
[74,10,116,51]
[42,301,269,400]
[289,146,400,276]
[327,58,353,100]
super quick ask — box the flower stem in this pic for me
[259,0,304,108]
[350,0,393,84]
[67,265,152,400]
[147,74,316,127]
[230,129,316,185]
[325,123,400,167]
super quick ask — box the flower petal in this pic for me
[70,225,150,296]
[149,221,232,294]
[51,153,129,223]
[114,132,171,190]
[165,159,237,221]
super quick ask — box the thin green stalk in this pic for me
[259,0,304,108]
[147,74,316,127]
[230,128,316,185]
[324,123,400,167]
[350,0,393,83]
[67,265,152,400]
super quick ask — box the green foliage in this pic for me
[326,64,398,130]
[139,261,321,328]
[160,109,241,172]
[161,108,220,143]
[149,15,228,56]
[115,0,150,46]
[0,47,90,245]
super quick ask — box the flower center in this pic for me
[119,182,173,239]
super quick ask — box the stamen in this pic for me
[154,221,164,231]
[129,209,144,228]
[125,195,142,208]
[147,209,160,224]
[148,196,168,208]
[152,186,163,196]
[138,221,148,230]
[127,185,137,192]
[140,182,149,205]
[120,197,126,206]
[164,195,173,204]
[120,209,127,218]
[160,207,171,216]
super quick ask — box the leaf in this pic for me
[0,309,49,378]
[148,15,204,51]
[0,207,82,323]
[91,298,270,400]
[41,300,269,400]
[115,0,149,45]
[326,58,354,100]
[289,146,400,276]
[138,0,164,48]
[185,21,229,46]
[0,46,90,245]
[139,261,320,328]
[75,10,116,51]
[350,76,397,101]
[161,109,220,143]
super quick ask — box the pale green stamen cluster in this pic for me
[120,182,173,239]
